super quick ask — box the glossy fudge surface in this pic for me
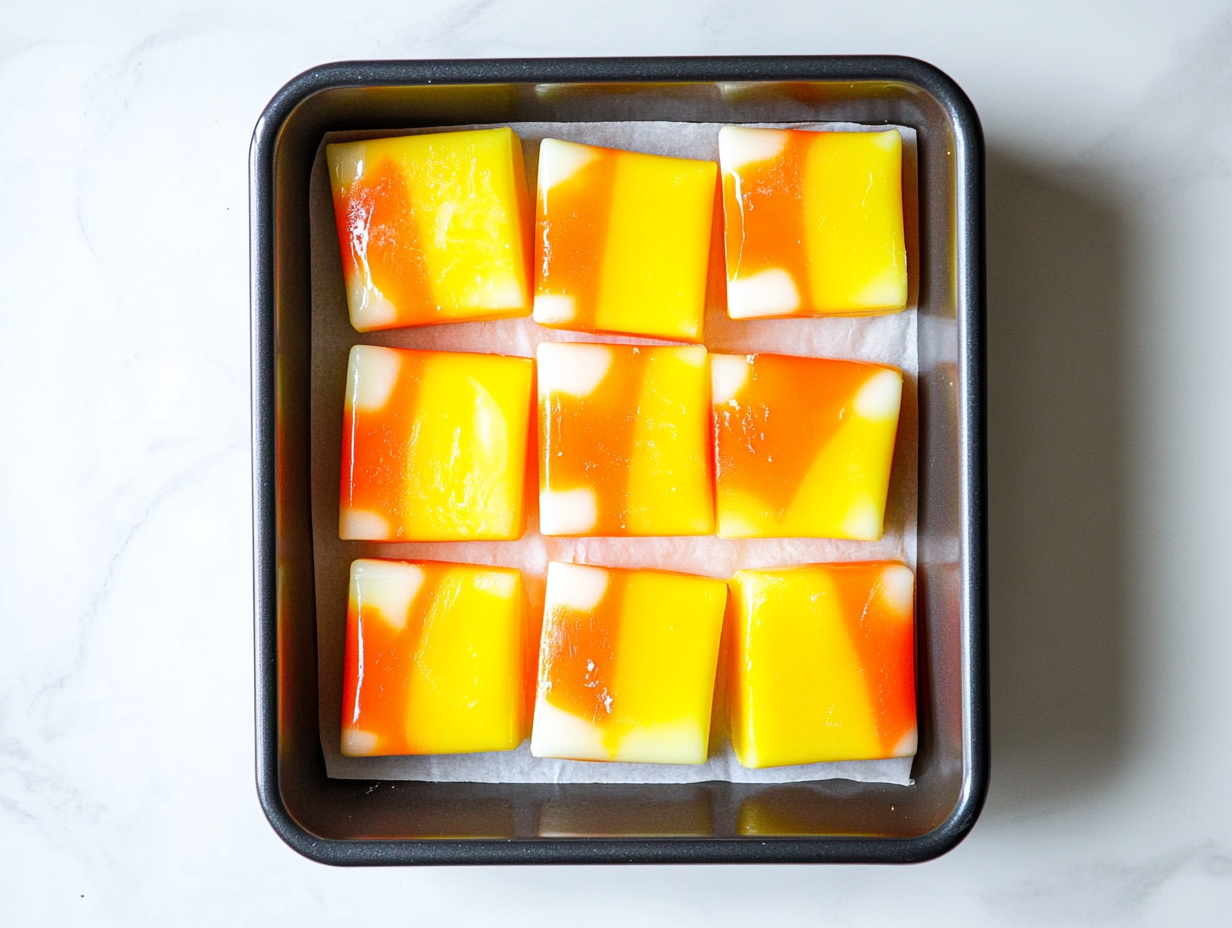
[341,559,529,757]
[327,127,532,332]
[727,561,917,768]
[538,341,713,537]
[340,345,533,541]
[533,138,717,342]
[719,126,907,319]
[531,562,727,764]
[711,352,902,540]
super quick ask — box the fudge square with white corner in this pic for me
[537,341,713,537]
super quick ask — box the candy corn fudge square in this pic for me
[538,342,713,536]
[339,345,533,541]
[341,559,530,756]
[727,562,917,768]
[532,139,717,342]
[719,126,908,318]
[531,562,727,764]
[326,127,533,332]
[711,352,902,540]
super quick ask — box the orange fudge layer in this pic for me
[727,562,917,768]
[327,127,533,332]
[711,352,902,540]
[719,126,907,318]
[531,562,727,764]
[340,345,533,541]
[538,342,713,537]
[341,559,529,757]
[533,138,717,342]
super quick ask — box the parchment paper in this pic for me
[309,121,920,784]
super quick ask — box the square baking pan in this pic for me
[250,55,987,865]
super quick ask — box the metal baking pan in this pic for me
[250,55,987,865]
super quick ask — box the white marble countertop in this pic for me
[3,1,1232,923]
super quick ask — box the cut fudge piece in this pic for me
[719,126,907,318]
[532,138,717,342]
[711,352,902,540]
[340,345,533,541]
[727,562,917,768]
[531,562,727,764]
[340,559,529,757]
[538,341,713,537]
[326,127,533,332]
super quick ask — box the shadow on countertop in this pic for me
[982,147,1131,816]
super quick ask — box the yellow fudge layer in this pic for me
[727,562,918,768]
[533,138,717,342]
[538,341,714,537]
[719,126,908,318]
[341,559,529,756]
[531,562,728,764]
[327,127,533,332]
[340,345,533,541]
[712,352,902,540]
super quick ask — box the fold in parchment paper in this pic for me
[308,121,919,785]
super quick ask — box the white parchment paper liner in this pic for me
[309,121,919,784]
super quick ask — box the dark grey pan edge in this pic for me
[250,55,988,866]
